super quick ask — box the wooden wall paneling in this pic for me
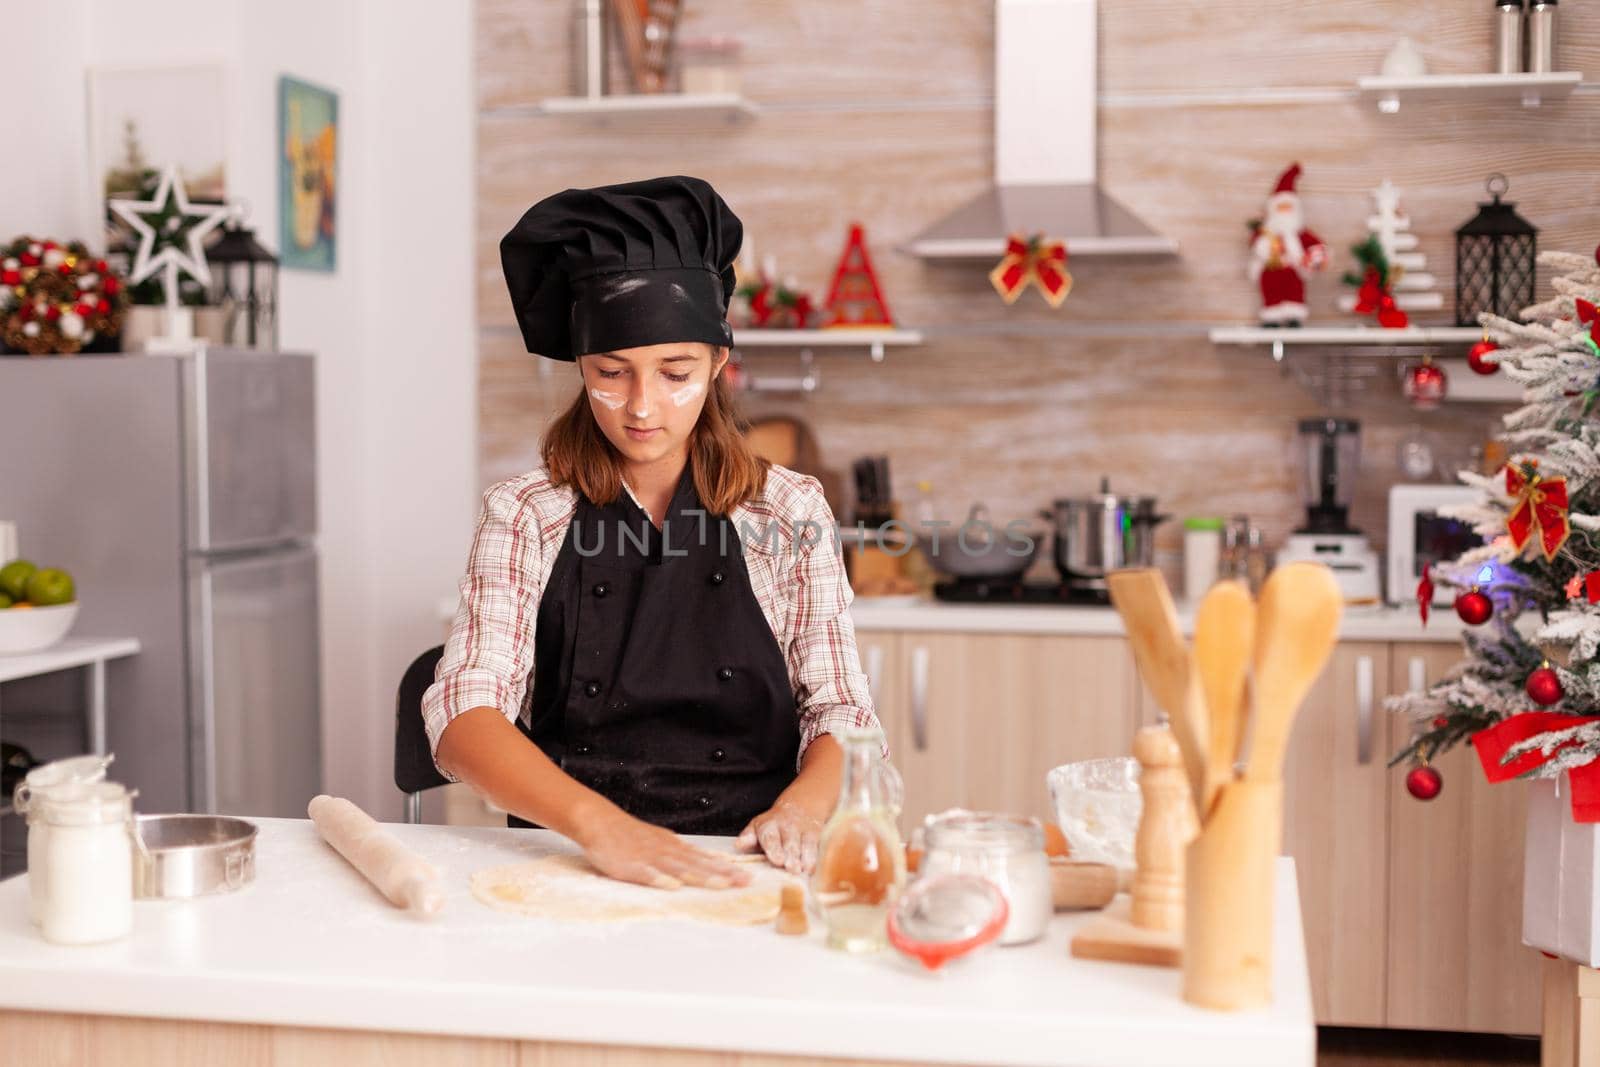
[474,0,1593,599]
[0,1010,86,1067]
[274,1027,517,1067]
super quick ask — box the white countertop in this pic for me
[0,819,1315,1067]
[850,596,1465,644]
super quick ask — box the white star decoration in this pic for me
[108,163,229,288]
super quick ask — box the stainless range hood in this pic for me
[906,0,1178,260]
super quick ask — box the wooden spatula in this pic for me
[1244,562,1344,783]
[1107,568,1207,812]
[1193,581,1256,816]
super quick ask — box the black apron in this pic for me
[512,468,800,835]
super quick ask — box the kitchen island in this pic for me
[0,818,1315,1067]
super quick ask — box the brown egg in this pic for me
[1043,822,1070,858]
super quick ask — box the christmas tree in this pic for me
[1390,247,1600,798]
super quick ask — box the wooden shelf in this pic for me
[732,328,924,361]
[1357,72,1582,113]
[1209,325,1482,347]
[537,92,757,121]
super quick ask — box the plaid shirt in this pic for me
[422,462,883,781]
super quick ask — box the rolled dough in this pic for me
[470,854,785,926]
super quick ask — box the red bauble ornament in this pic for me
[19,252,38,267]
[1406,765,1443,800]
[0,270,18,285]
[1432,715,1450,729]
[1404,360,1448,410]
[43,305,60,322]
[1527,665,1564,707]
[93,259,108,273]
[96,298,110,314]
[56,262,73,276]
[1454,588,1493,625]
[103,277,120,296]
[73,302,92,318]
[1467,340,1500,375]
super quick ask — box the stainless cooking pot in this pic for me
[1042,478,1168,587]
[915,503,1044,581]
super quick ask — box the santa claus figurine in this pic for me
[1249,163,1328,326]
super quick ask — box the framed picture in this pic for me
[278,75,338,272]
[86,65,228,256]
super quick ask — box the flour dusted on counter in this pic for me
[470,853,784,926]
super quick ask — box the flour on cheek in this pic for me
[588,389,626,411]
[669,381,705,408]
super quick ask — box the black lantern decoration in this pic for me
[205,213,278,349]
[1455,173,1537,327]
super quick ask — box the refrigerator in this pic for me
[0,348,322,819]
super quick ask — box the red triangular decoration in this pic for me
[822,223,894,328]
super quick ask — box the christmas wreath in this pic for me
[0,237,129,355]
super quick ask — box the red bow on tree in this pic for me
[1505,462,1570,561]
[1353,267,1409,328]
[990,233,1072,308]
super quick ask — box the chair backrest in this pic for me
[394,645,450,796]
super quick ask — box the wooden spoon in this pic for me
[1244,562,1344,783]
[1193,581,1256,816]
[1107,568,1207,813]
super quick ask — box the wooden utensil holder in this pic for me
[1182,779,1282,1011]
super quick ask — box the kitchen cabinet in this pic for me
[1279,642,1392,1028]
[1385,642,1541,1034]
[862,630,1140,833]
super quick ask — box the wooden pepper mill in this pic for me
[1131,722,1198,931]
[1070,722,1199,967]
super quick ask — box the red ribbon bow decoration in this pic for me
[1577,298,1600,353]
[1505,462,1571,561]
[1353,267,1409,328]
[990,233,1072,308]
[1475,712,1600,822]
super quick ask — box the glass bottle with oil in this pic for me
[812,727,905,952]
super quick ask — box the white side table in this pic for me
[0,637,141,808]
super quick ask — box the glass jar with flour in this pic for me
[29,778,137,945]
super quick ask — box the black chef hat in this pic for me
[499,175,744,362]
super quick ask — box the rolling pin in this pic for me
[1050,860,1120,911]
[308,795,445,917]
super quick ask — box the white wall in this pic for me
[1,0,477,818]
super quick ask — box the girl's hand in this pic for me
[736,798,824,875]
[575,806,750,890]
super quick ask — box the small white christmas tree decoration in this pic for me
[1338,180,1443,315]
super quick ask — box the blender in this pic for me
[1276,418,1382,604]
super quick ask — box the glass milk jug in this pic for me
[811,727,905,952]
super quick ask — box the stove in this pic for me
[932,578,1111,606]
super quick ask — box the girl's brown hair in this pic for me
[541,350,769,516]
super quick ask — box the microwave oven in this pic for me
[1387,483,1485,606]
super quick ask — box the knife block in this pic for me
[1182,779,1282,1011]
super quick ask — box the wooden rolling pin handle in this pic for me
[1050,861,1119,911]
[308,794,445,919]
